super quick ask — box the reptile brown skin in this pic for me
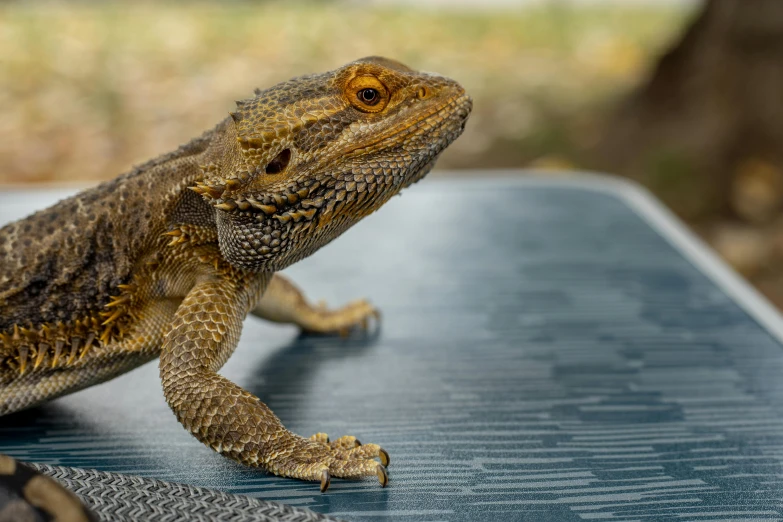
[0,57,471,491]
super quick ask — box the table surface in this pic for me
[2,174,783,522]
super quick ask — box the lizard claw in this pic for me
[376,464,389,487]
[320,469,331,493]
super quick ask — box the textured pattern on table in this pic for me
[2,178,783,521]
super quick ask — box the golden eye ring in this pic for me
[347,75,389,113]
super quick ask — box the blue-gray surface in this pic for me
[2,177,783,521]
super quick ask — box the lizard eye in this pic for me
[347,75,389,113]
[358,88,380,105]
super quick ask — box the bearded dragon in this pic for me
[0,57,471,491]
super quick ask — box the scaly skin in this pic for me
[0,57,471,491]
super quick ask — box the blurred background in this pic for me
[3,0,783,305]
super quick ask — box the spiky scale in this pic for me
[215,201,237,211]
[167,235,186,247]
[101,309,124,326]
[208,185,227,198]
[51,340,64,368]
[253,202,278,215]
[300,208,317,220]
[100,324,112,346]
[33,343,49,370]
[301,198,325,209]
[106,295,130,308]
[18,345,29,376]
[66,338,82,366]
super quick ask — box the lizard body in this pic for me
[0,57,471,490]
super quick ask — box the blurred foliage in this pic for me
[0,0,694,184]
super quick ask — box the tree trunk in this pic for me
[595,0,783,223]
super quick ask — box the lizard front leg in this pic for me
[251,273,380,335]
[159,275,389,491]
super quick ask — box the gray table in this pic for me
[2,173,783,521]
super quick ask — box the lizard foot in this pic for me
[265,432,389,492]
[302,299,381,337]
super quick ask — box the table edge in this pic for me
[431,170,783,346]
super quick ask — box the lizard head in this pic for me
[192,56,472,271]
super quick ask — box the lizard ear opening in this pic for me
[265,149,291,175]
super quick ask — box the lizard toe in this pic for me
[302,299,381,336]
[268,433,390,491]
